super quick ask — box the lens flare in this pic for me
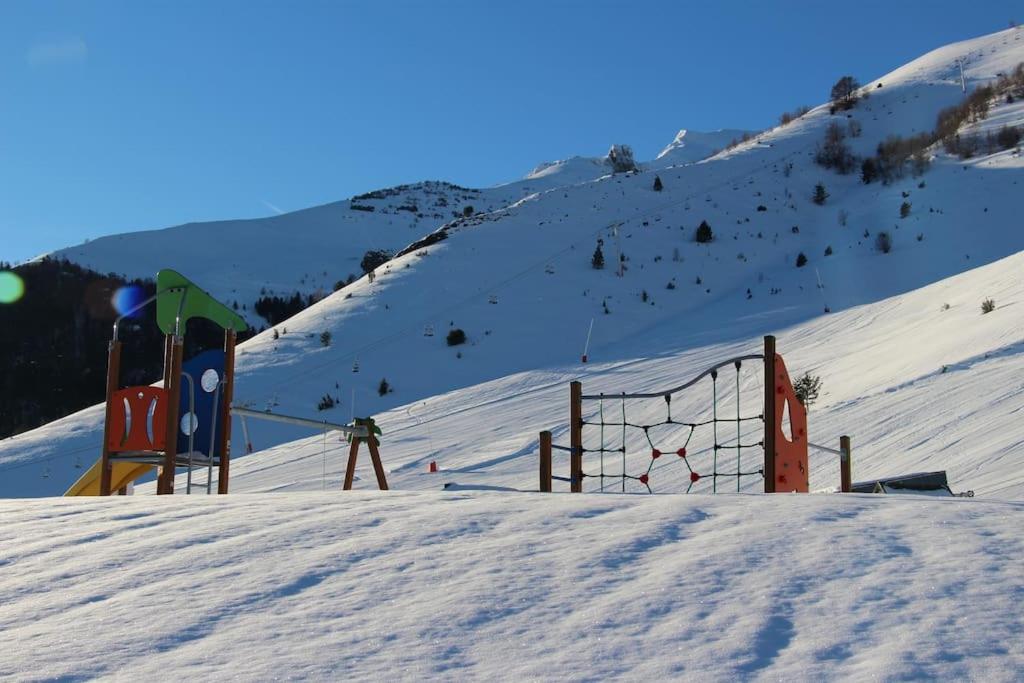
[0,271,25,304]
[112,284,147,317]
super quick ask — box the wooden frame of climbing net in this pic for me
[539,335,809,494]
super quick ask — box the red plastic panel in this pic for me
[773,353,809,492]
[108,386,168,453]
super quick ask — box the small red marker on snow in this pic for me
[429,461,438,473]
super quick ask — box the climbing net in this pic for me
[579,356,766,493]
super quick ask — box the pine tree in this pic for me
[796,252,808,267]
[794,373,823,408]
[812,183,829,205]
[378,378,390,396]
[653,175,663,192]
[861,158,878,184]
[592,242,605,269]
[695,220,714,243]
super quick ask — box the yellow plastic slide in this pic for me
[64,459,154,496]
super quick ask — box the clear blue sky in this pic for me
[2,0,1019,263]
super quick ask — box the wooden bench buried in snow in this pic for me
[850,470,973,497]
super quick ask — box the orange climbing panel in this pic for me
[772,353,808,492]
[107,386,169,453]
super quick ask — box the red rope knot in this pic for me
[690,471,701,483]
[676,447,687,458]
[651,449,662,459]
[639,473,649,485]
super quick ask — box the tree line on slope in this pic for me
[817,65,1024,183]
[0,258,253,439]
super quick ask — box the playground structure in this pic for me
[66,270,248,496]
[65,269,389,497]
[539,336,853,494]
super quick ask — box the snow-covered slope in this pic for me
[46,181,525,326]
[518,155,614,190]
[515,128,754,194]
[654,128,754,166]
[3,27,1023,500]
[45,135,737,326]
[162,247,1024,501]
[1,493,1021,680]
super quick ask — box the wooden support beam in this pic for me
[570,381,583,493]
[343,437,360,491]
[539,430,552,492]
[158,336,183,495]
[365,433,389,491]
[99,340,122,496]
[763,335,777,493]
[217,329,237,494]
[840,435,852,493]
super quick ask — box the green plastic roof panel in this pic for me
[155,269,248,336]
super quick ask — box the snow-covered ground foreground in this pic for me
[1,492,1021,680]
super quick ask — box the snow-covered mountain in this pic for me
[46,181,526,327]
[654,128,754,165]
[2,26,1023,501]
[44,133,737,327]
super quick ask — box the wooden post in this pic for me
[539,430,552,492]
[763,335,777,493]
[217,329,237,494]
[570,381,583,493]
[365,433,389,491]
[99,339,122,496]
[156,332,174,492]
[343,437,359,491]
[158,335,184,495]
[839,435,852,493]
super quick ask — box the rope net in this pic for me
[579,359,766,494]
